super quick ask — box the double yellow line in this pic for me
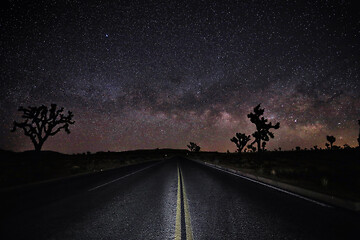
[175,166,182,240]
[175,165,193,240]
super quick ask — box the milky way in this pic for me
[1,0,359,153]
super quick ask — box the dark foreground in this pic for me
[0,158,359,239]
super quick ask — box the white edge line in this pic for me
[203,162,332,208]
[88,161,162,191]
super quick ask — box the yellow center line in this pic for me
[180,168,194,240]
[175,165,182,240]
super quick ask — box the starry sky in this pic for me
[1,0,359,153]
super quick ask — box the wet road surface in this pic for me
[1,158,359,239]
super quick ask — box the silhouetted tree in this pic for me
[325,142,330,150]
[313,145,318,151]
[187,142,200,152]
[261,142,266,151]
[326,135,336,149]
[247,104,280,152]
[247,144,256,152]
[343,144,351,149]
[295,146,301,151]
[332,145,340,150]
[230,133,251,153]
[11,104,75,151]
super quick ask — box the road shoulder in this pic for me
[189,158,360,212]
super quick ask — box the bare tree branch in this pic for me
[11,104,75,151]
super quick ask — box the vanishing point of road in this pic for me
[1,157,359,239]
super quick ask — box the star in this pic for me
[0,1,359,153]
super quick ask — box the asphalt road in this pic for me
[181,159,360,240]
[1,157,359,239]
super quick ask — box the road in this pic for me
[0,157,359,239]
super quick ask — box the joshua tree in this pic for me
[187,142,200,152]
[11,104,75,151]
[247,144,256,152]
[247,104,280,152]
[230,133,251,153]
[325,142,330,150]
[326,135,336,149]
[261,142,266,151]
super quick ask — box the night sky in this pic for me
[1,0,359,153]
